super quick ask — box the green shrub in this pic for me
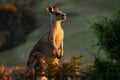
[88,57,120,80]
[0,56,83,80]
[88,11,120,80]
[91,11,120,61]
[46,56,82,80]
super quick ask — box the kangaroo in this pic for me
[27,5,66,80]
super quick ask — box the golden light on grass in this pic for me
[0,56,83,80]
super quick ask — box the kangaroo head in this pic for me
[46,5,66,22]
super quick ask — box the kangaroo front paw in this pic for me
[56,53,62,59]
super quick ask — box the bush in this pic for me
[91,11,120,61]
[45,56,83,80]
[88,57,120,80]
[0,56,83,80]
[88,11,120,80]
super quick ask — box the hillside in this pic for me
[0,0,120,66]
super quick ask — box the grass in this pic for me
[0,56,83,80]
[0,0,120,67]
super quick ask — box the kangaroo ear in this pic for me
[46,5,53,13]
[53,6,59,11]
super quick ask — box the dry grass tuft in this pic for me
[0,56,83,80]
[0,65,34,80]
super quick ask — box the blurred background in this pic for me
[0,0,120,66]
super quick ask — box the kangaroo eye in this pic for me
[55,13,59,16]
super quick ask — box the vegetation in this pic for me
[47,56,82,80]
[0,0,120,80]
[0,56,82,80]
[87,11,120,80]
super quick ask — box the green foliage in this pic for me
[0,56,83,80]
[46,56,82,80]
[91,11,120,61]
[88,57,120,80]
[88,11,120,80]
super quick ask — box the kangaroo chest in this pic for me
[51,27,64,48]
